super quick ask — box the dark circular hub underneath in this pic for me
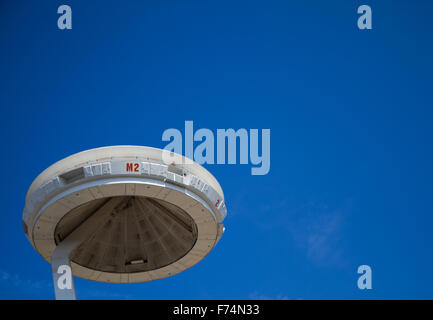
[54,196,198,273]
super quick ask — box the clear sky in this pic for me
[1,0,433,299]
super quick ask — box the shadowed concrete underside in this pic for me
[54,196,198,273]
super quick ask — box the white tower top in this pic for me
[22,146,227,298]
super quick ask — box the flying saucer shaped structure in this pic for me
[22,146,227,299]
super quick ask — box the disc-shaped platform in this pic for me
[22,146,227,283]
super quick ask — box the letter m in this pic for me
[126,163,133,172]
[217,128,248,164]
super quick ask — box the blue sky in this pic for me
[1,0,433,299]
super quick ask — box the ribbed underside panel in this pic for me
[54,196,197,273]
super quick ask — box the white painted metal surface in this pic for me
[22,146,227,287]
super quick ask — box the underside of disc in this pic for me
[54,196,197,274]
